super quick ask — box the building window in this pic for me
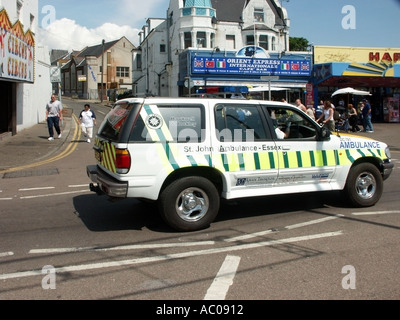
[183,8,192,16]
[271,37,276,51]
[246,35,255,46]
[226,35,236,50]
[210,33,215,49]
[254,8,264,22]
[259,35,268,50]
[160,44,166,53]
[30,14,35,31]
[136,54,142,70]
[117,67,130,78]
[197,31,206,48]
[184,32,192,49]
[196,8,207,16]
[17,1,23,19]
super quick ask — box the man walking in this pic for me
[362,99,374,133]
[45,95,63,141]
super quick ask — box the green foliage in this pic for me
[289,37,310,51]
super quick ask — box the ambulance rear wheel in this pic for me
[344,163,383,207]
[159,177,220,232]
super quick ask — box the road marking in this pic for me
[352,210,400,216]
[225,215,343,243]
[204,255,241,300]
[0,198,13,201]
[1,114,81,174]
[68,184,89,188]
[0,252,14,258]
[20,189,90,199]
[19,187,55,191]
[0,231,343,281]
[30,241,216,254]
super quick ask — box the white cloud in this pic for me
[37,18,140,52]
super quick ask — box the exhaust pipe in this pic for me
[89,183,103,195]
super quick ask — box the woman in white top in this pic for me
[79,104,97,143]
[317,101,335,131]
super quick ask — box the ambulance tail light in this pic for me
[115,149,131,174]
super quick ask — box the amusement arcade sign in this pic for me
[0,9,35,83]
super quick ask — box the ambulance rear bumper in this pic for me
[87,165,128,198]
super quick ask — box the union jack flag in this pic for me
[194,60,204,68]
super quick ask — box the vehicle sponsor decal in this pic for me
[140,105,179,172]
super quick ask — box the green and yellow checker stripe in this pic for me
[94,137,117,173]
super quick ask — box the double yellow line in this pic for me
[2,114,82,174]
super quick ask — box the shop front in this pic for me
[0,9,35,135]
[312,46,400,123]
[179,47,312,102]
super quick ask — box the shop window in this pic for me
[259,35,268,50]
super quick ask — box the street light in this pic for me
[101,39,105,103]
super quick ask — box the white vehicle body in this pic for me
[87,98,393,231]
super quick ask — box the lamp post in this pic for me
[101,39,105,103]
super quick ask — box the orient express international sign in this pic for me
[0,9,35,83]
[192,56,311,77]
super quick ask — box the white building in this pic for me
[0,0,51,136]
[133,0,311,99]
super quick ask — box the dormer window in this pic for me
[254,8,264,22]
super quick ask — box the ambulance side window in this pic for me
[266,106,318,140]
[130,104,205,143]
[215,104,270,142]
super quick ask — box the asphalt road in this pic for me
[0,98,399,307]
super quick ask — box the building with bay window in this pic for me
[133,0,312,100]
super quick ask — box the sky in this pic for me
[36,0,400,52]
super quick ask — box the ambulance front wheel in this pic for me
[159,176,220,232]
[344,162,383,207]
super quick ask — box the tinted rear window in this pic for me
[98,102,137,140]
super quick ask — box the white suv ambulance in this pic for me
[87,98,394,231]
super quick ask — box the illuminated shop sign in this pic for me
[192,56,311,76]
[0,9,35,83]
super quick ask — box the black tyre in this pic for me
[158,177,220,231]
[344,163,383,207]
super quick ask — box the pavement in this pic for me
[0,101,399,174]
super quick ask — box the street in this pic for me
[0,99,399,302]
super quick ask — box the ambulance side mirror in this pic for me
[320,126,331,141]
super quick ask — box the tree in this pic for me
[289,37,310,51]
